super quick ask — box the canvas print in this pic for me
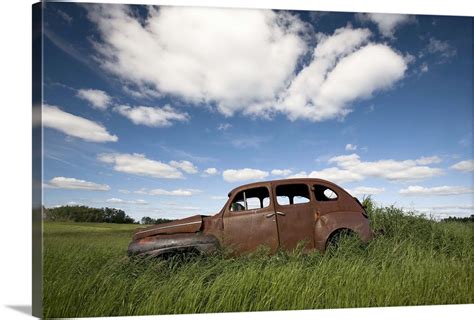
[32,1,473,318]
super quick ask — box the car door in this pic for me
[222,184,279,254]
[272,181,316,251]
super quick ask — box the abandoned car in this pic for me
[128,178,373,257]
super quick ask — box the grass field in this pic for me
[43,202,474,318]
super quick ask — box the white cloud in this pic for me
[287,171,310,179]
[399,185,474,196]
[415,156,442,165]
[87,5,307,115]
[414,205,474,218]
[87,6,407,122]
[420,63,429,73]
[43,104,118,142]
[308,167,364,184]
[345,144,357,151]
[328,153,443,181]
[114,105,189,127]
[211,195,227,200]
[351,186,385,196]
[450,160,474,172]
[45,177,110,191]
[285,168,363,183]
[356,13,415,38]
[280,28,407,121]
[223,168,269,182]
[271,169,293,177]
[106,198,148,205]
[76,88,111,110]
[217,123,232,131]
[134,188,201,196]
[57,9,73,23]
[204,167,219,175]
[169,160,198,174]
[427,37,457,59]
[98,153,184,179]
[288,154,443,183]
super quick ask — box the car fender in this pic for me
[314,211,373,251]
[128,233,220,257]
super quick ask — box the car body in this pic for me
[128,178,373,257]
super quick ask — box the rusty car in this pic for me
[128,178,373,257]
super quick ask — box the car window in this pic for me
[276,184,310,206]
[229,187,270,212]
[313,184,338,201]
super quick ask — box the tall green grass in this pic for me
[43,202,473,318]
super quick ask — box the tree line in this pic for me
[441,214,474,223]
[44,205,174,225]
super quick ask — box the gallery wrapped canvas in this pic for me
[32,1,473,318]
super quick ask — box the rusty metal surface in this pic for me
[128,178,373,257]
[132,215,203,240]
[128,233,220,256]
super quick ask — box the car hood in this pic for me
[132,215,204,240]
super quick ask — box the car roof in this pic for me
[228,178,343,196]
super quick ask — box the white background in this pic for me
[0,1,472,319]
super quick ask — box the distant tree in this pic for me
[441,215,474,223]
[44,205,136,224]
[140,216,175,225]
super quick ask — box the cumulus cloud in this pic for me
[356,13,415,38]
[43,104,118,142]
[450,160,474,172]
[203,167,219,175]
[76,88,111,110]
[309,168,364,183]
[327,153,443,181]
[399,185,474,196]
[279,28,407,121]
[114,105,189,127]
[98,153,183,179]
[169,160,198,174]
[45,176,110,191]
[106,198,148,205]
[288,154,443,183]
[86,5,408,122]
[134,188,201,196]
[87,5,306,116]
[345,144,357,151]
[351,186,385,196]
[271,169,293,177]
[223,168,269,182]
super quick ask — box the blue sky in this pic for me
[41,3,473,220]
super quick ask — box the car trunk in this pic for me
[132,215,203,241]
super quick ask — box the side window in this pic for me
[229,187,270,212]
[314,184,338,201]
[276,184,310,206]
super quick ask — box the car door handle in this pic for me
[266,212,286,218]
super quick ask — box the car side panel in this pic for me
[314,211,373,251]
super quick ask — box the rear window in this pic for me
[313,184,338,201]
